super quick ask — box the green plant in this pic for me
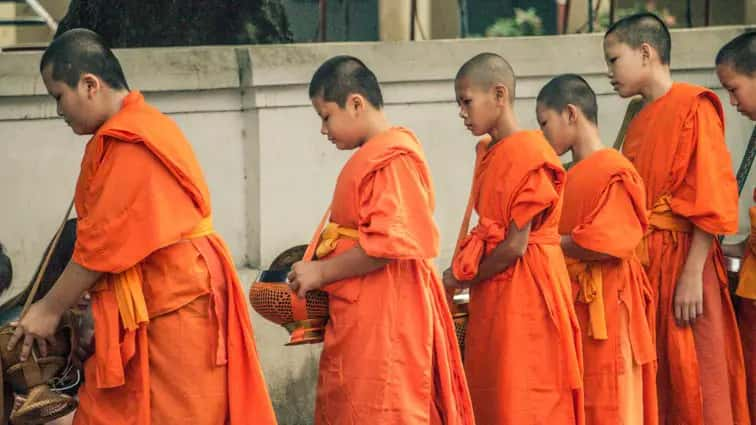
[595,2,678,32]
[485,8,544,38]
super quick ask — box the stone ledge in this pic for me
[0,26,747,98]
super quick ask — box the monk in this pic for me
[536,74,657,425]
[717,30,756,425]
[7,28,277,425]
[442,53,584,424]
[287,55,473,424]
[604,13,750,425]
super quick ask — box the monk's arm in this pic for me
[674,226,712,326]
[560,235,614,261]
[319,245,390,284]
[40,260,101,316]
[9,260,101,359]
[288,245,389,298]
[464,220,531,286]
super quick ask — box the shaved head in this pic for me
[456,53,516,103]
[309,55,383,108]
[716,31,756,76]
[40,28,129,90]
[537,74,598,124]
[605,12,671,65]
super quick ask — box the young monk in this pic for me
[604,13,750,425]
[717,30,756,425]
[287,55,473,424]
[8,28,277,425]
[442,53,584,424]
[536,74,657,425]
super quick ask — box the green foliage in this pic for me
[485,8,544,38]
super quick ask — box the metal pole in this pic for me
[704,0,711,26]
[410,0,417,40]
[24,0,57,32]
[458,0,469,38]
[686,0,692,28]
[588,0,594,32]
[609,0,615,25]
[564,0,571,34]
[319,0,327,41]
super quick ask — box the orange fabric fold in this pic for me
[558,148,657,425]
[72,91,276,425]
[454,130,584,424]
[737,206,756,299]
[565,258,607,340]
[313,127,474,424]
[622,83,748,425]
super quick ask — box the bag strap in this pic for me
[453,141,487,259]
[20,199,75,318]
[735,126,756,196]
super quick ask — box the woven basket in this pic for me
[451,291,469,358]
[0,313,77,424]
[249,245,330,346]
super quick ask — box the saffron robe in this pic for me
[622,82,749,425]
[314,127,474,425]
[559,149,657,425]
[71,91,276,425]
[453,131,584,425]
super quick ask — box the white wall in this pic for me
[1,26,753,423]
[1,27,753,298]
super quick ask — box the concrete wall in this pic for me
[0,26,753,423]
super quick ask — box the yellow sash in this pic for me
[315,222,359,259]
[565,257,607,340]
[636,195,693,266]
[108,216,214,330]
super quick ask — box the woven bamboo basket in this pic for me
[249,245,330,346]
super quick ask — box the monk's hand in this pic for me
[442,267,467,290]
[7,298,65,361]
[673,267,704,327]
[287,261,326,299]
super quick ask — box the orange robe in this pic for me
[736,195,756,425]
[314,127,473,424]
[559,149,657,425]
[71,92,276,425]
[453,131,584,424]
[622,82,749,425]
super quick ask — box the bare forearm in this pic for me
[319,245,390,285]
[560,235,614,261]
[465,220,531,285]
[41,260,101,315]
[684,227,713,274]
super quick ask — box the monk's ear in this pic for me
[639,42,653,65]
[565,104,580,125]
[80,73,103,98]
[346,93,365,115]
[494,84,510,106]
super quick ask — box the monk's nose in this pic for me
[728,93,737,107]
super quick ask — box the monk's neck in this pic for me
[571,124,603,162]
[362,111,392,141]
[640,68,673,102]
[489,111,520,146]
[105,90,130,117]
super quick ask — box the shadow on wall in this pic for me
[270,350,319,425]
